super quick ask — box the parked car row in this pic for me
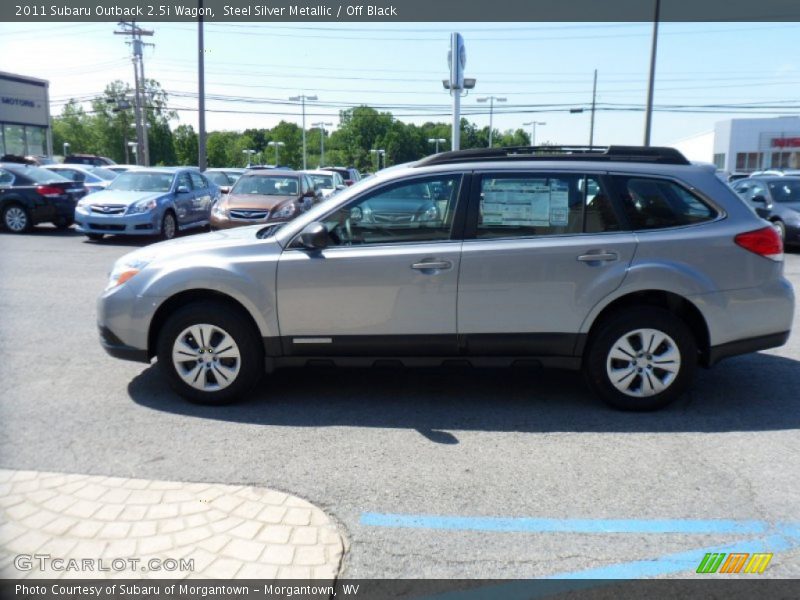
[731,175,800,247]
[0,161,356,239]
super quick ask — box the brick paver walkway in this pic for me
[0,469,345,579]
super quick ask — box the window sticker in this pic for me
[482,179,569,227]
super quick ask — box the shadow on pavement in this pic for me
[129,351,800,435]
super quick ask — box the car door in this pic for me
[457,170,637,357]
[173,171,196,225]
[190,172,213,223]
[276,173,467,357]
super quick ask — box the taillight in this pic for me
[344,179,354,186]
[734,226,783,261]
[36,185,64,198]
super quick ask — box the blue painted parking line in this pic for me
[360,512,768,535]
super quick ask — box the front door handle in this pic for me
[577,252,619,263]
[411,260,453,271]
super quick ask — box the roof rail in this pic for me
[414,145,690,167]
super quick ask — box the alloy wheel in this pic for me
[605,328,681,398]
[171,324,241,392]
[4,206,28,232]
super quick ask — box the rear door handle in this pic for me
[411,260,453,271]
[577,252,619,262]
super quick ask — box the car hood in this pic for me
[82,190,167,206]
[224,193,297,210]
[118,225,269,266]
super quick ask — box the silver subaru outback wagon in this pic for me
[97,146,794,411]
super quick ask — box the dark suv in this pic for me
[64,154,116,167]
[321,166,361,186]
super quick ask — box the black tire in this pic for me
[86,233,104,241]
[159,211,177,241]
[156,300,264,405]
[583,307,697,411]
[2,203,31,233]
[55,217,74,230]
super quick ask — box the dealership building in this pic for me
[0,71,52,158]
[670,116,800,174]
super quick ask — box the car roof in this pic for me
[303,169,338,176]
[242,169,298,177]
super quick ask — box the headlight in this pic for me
[127,198,158,214]
[76,198,91,212]
[212,202,229,217]
[272,203,297,219]
[106,256,153,290]
[418,205,440,222]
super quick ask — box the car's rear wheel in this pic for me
[773,220,786,243]
[156,301,263,404]
[86,233,104,241]
[584,307,697,411]
[160,211,177,241]
[3,204,31,233]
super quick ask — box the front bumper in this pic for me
[75,208,159,236]
[99,326,149,363]
[97,281,161,363]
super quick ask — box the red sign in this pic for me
[771,138,800,148]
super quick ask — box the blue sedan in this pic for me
[74,167,220,241]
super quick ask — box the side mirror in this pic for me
[336,184,347,191]
[176,185,190,194]
[298,222,328,250]
[220,185,231,194]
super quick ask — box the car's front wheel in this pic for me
[584,307,697,411]
[156,300,264,404]
[160,211,177,241]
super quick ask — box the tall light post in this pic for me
[370,149,386,171]
[267,141,285,165]
[523,121,546,146]
[62,142,70,157]
[128,141,138,165]
[442,33,476,151]
[427,137,447,153]
[289,94,318,169]
[644,0,661,146]
[476,96,506,147]
[312,121,332,167]
[242,149,255,167]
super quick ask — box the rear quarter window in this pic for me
[612,176,717,230]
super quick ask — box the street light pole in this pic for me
[267,141,285,165]
[289,94,318,169]
[242,149,255,166]
[62,142,70,158]
[312,121,333,167]
[476,96,507,147]
[523,121,546,146]
[428,138,447,153]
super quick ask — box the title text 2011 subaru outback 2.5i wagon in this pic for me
[98,146,794,411]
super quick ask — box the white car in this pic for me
[303,169,347,198]
[43,164,117,194]
[105,165,141,174]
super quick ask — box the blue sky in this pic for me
[1,21,799,146]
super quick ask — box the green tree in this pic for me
[173,124,198,166]
[52,100,92,156]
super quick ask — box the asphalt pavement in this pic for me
[1,226,799,578]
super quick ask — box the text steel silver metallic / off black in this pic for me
[97,146,794,411]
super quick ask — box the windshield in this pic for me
[308,174,334,188]
[232,175,299,196]
[108,171,175,192]
[89,167,118,181]
[768,179,800,203]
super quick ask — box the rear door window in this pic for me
[189,173,207,190]
[474,173,620,239]
[612,176,717,230]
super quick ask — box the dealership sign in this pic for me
[0,73,49,127]
[771,137,800,149]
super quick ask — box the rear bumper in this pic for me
[707,331,791,366]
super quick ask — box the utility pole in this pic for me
[115,22,153,166]
[476,96,506,147]
[523,121,546,146]
[289,94,317,169]
[198,1,206,170]
[644,0,660,147]
[590,69,597,147]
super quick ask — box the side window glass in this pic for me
[583,176,621,233]
[178,173,193,190]
[319,175,461,246]
[190,173,206,190]
[614,177,717,230]
[0,170,13,186]
[476,173,588,239]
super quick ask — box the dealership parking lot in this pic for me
[1,227,800,578]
